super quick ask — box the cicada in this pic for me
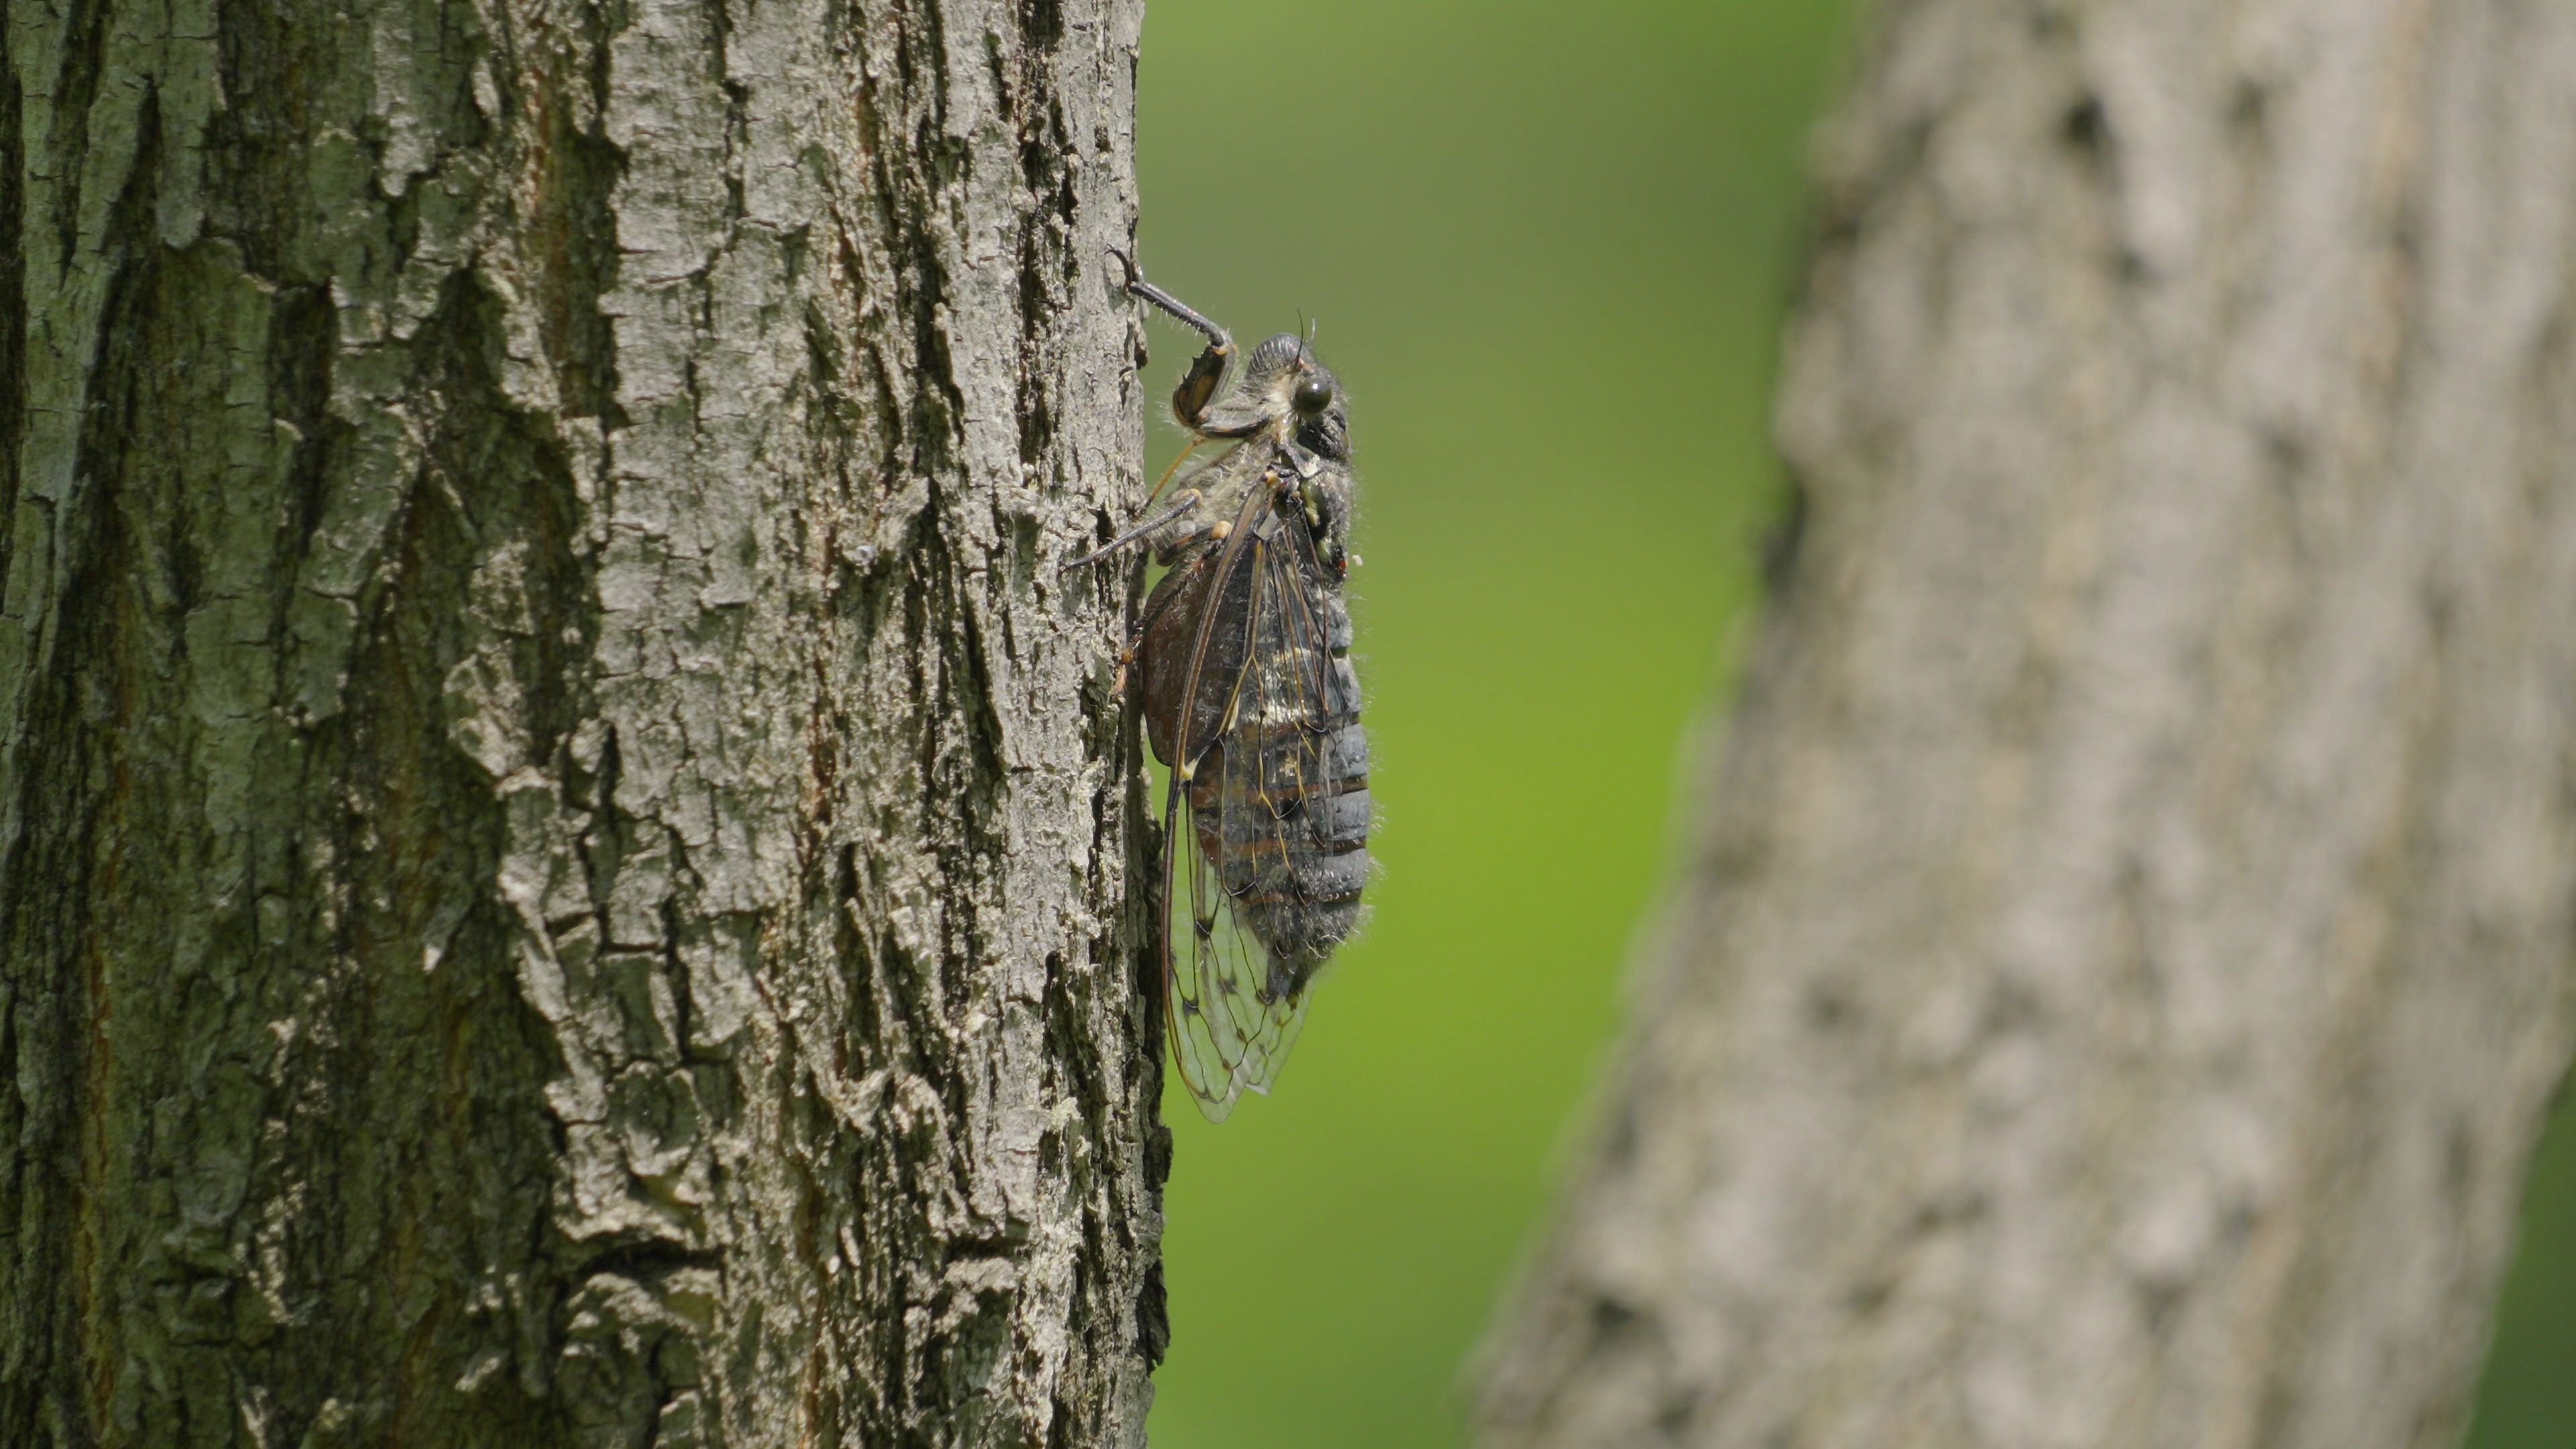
[1075,252,1369,1122]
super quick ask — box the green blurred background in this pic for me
[1128,3,2575,1446]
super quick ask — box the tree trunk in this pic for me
[1478,3,2576,1448]
[0,0,1160,1445]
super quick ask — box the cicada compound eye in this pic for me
[1293,374,1334,416]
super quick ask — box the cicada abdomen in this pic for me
[1181,570,1368,1001]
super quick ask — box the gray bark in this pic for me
[0,0,1161,1446]
[1478,3,2576,1448]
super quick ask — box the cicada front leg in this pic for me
[1111,248,1233,428]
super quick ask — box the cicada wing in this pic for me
[1159,521,1361,1122]
[1232,518,1369,959]
[1163,766,1312,1123]
[1159,757,1308,1119]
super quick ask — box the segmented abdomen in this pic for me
[1187,591,1368,996]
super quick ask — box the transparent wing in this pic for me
[1163,766,1312,1122]
[1158,500,1363,1122]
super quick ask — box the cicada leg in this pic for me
[1063,488,1203,572]
[1110,248,1233,428]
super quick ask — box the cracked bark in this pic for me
[1479,3,2576,1448]
[0,0,1162,1445]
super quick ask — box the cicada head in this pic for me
[1195,332,1348,461]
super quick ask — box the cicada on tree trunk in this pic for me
[1075,254,1370,1122]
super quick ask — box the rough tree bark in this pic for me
[1,1,1162,1446]
[1480,3,2576,1448]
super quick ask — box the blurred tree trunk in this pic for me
[0,1,1163,1446]
[1479,3,2576,1448]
